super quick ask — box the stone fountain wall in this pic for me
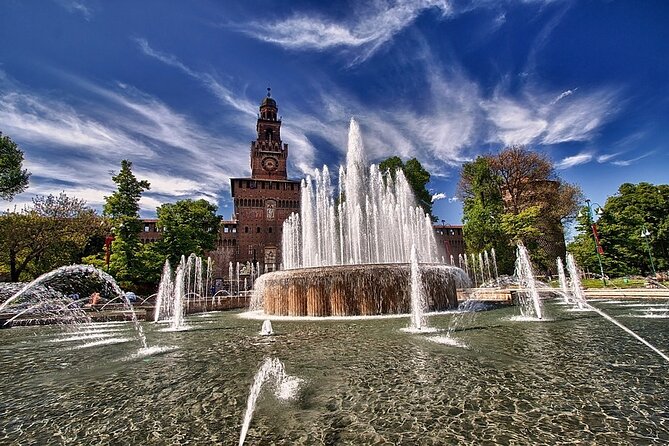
[256,264,460,316]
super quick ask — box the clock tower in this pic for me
[250,88,288,180]
[228,89,302,272]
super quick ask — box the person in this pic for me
[89,292,100,306]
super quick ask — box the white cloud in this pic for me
[135,39,257,116]
[556,153,592,169]
[431,192,447,202]
[484,87,618,146]
[610,152,653,167]
[596,152,620,163]
[551,88,577,105]
[0,74,251,214]
[238,0,452,63]
[448,196,459,203]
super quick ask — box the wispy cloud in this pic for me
[53,0,92,20]
[431,192,447,202]
[556,153,593,169]
[596,152,620,163]
[551,88,577,104]
[610,151,654,166]
[236,0,452,63]
[0,73,249,214]
[134,38,256,116]
[484,87,618,146]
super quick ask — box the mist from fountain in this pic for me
[514,244,543,320]
[282,119,439,270]
[0,264,148,349]
[556,257,570,303]
[238,357,302,446]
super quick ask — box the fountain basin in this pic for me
[254,264,465,317]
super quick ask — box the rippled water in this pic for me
[1,300,668,445]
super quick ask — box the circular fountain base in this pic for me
[254,264,465,317]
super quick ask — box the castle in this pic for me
[140,91,465,288]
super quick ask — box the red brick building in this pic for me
[210,90,301,279]
[434,224,466,264]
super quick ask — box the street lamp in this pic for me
[640,225,657,277]
[583,199,607,286]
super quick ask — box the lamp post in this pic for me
[640,225,656,277]
[584,199,607,286]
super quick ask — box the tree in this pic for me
[458,157,514,273]
[0,193,102,281]
[0,132,30,200]
[379,156,435,220]
[459,146,581,275]
[156,199,220,266]
[569,182,669,277]
[100,160,151,288]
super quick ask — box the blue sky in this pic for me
[1,0,667,225]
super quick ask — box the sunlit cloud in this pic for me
[484,87,619,146]
[431,192,447,202]
[237,0,453,63]
[556,153,593,169]
[596,152,620,163]
[610,151,654,167]
[0,73,249,214]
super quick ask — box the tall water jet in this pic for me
[565,253,587,309]
[515,244,543,320]
[253,119,466,316]
[408,245,427,331]
[239,358,302,446]
[154,260,174,322]
[491,248,499,282]
[556,257,570,303]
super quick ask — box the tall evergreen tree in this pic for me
[102,160,151,287]
[0,132,30,200]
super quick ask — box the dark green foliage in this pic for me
[95,160,155,289]
[0,132,30,200]
[568,182,669,277]
[379,156,435,221]
[156,199,220,266]
[459,157,514,274]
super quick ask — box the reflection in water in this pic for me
[0,303,668,444]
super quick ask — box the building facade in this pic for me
[209,91,301,280]
[142,91,466,284]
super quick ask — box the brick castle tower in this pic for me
[228,89,301,272]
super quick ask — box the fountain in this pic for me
[514,244,544,320]
[154,253,213,330]
[0,264,148,349]
[260,320,273,336]
[253,119,467,316]
[239,357,302,446]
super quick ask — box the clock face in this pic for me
[262,157,278,172]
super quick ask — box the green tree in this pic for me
[0,193,102,281]
[569,182,669,277]
[458,157,514,273]
[0,132,30,200]
[458,147,581,275]
[156,199,220,266]
[379,156,435,220]
[100,160,151,288]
